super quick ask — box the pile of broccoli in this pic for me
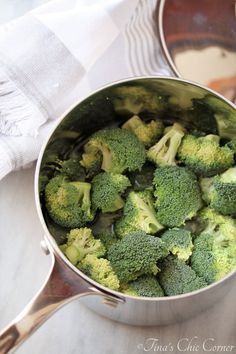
[42,95,236,298]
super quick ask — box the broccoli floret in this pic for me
[200,167,236,215]
[161,228,193,261]
[91,172,131,213]
[79,152,102,178]
[226,138,236,154]
[122,275,164,297]
[96,231,118,251]
[153,166,202,227]
[61,228,106,265]
[178,134,234,177]
[122,115,163,147]
[112,85,166,116]
[45,175,93,228]
[108,231,169,283]
[158,256,207,296]
[191,208,236,284]
[204,95,236,139]
[78,254,120,290]
[115,190,164,238]
[147,123,185,166]
[53,157,86,180]
[80,128,146,174]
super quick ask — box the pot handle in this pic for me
[0,241,124,354]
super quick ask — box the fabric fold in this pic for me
[0,0,171,181]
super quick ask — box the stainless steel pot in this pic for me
[0,76,236,354]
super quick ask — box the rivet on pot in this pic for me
[40,240,50,255]
[102,297,119,308]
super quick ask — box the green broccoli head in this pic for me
[226,138,236,153]
[147,123,185,167]
[191,208,236,284]
[79,151,102,178]
[55,157,86,180]
[153,166,202,227]
[122,115,163,147]
[80,128,146,174]
[200,167,236,215]
[177,134,234,177]
[107,231,169,283]
[161,228,193,261]
[45,175,94,228]
[78,254,120,290]
[61,228,106,265]
[115,190,164,238]
[91,172,131,213]
[158,256,207,296]
[96,231,118,251]
[112,85,166,116]
[204,95,236,139]
[122,275,164,297]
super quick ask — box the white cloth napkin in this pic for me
[0,0,171,180]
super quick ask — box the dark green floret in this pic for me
[80,128,146,174]
[178,134,234,177]
[200,167,236,215]
[161,228,193,261]
[158,256,207,296]
[112,85,166,116]
[226,138,236,154]
[45,175,94,228]
[60,228,106,265]
[122,115,163,147]
[204,95,236,139]
[78,254,120,290]
[147,123,185,166]
[55,158,86,180]
[96,231,118,251]
[191,208,236,284]
[153,166,202,227]
[91,172,131,213]
[122,275,164,297]
[108,231,169,283]
[115,190,163,238]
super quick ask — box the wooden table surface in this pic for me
[0,1,236,353]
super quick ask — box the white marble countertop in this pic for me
[0,1,236,354]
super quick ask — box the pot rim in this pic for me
[156,0,182,78]
[34,75,236,302]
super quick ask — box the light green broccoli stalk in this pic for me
[158,256,207,296]
[115,190,164,238]
[177,134,234,177]
[108,231,168,283]
[78,254,120,290]
[60,228,106,265]
[153,166,202,227]
[191,208,236,284]
[200,167,236,215]
[122,115,163,147]
[161,228,193,261]
[147,123,185,166]
[80,128,146,174]
[45,175,94,228]
[122,275,164,297]
[91,172,131,213]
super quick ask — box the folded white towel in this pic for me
[0,0,171,180]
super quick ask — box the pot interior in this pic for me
[37,77,236,245]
